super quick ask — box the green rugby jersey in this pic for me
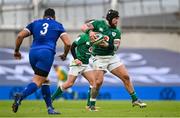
[91,19,121,56]
[74,33,92,64]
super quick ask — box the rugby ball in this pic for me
[92,33,110,46]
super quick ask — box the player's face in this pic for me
[111,17,119,27]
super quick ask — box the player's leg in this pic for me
[110,64,147,108]
[36,49,60,114]
[51,81,63,101]
[51,67,68,101]
[53,66,79,99]
[41,80,60,114]
[87,56,107,111]
[57,75,77,96]
[12,74,46,113]
[84,70,104,111]
[86,85,93,107]
[82,70,96,109]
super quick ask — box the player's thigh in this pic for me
[111,64,129,79]
[82,70,95,85]
[63,74,77,89]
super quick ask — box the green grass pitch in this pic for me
[0,100,180,117]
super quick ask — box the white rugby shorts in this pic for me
[92,54,123,72]
[68,64,93,76]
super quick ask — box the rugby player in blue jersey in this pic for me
[12,8,71,114]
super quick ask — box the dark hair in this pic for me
[106,9,119,23]
[44,8,55,18]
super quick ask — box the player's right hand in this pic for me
[14,51,22,60]
[74,59,82,65]
[89,31,97,41]
[71,59,82,66]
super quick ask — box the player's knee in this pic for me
[33,77,46,87]
[96,79,103,88]
[122,75,130,83]
[67,81,74,88]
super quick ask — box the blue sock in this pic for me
[41,84,53,109]
[21,82,38,100]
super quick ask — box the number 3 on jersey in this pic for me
[40,23,49,35]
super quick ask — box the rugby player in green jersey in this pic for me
[81,9,147,108]
[55,33,99,111]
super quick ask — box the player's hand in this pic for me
[89,31,97,42]
[73,59,82,66]
[98,40,109,48]
[14,51,22,60]
[58,54,67,61]
[74,59,82,65]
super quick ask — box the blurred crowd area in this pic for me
[0,0,179,52]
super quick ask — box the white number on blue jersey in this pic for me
[40,23,49,35]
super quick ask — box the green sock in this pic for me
[130,91,138,101]
[86,86,92,106]
[90,98,96,107]
[51,87,63,101]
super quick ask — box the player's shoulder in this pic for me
[93,19,106,23]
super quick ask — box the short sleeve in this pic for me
[59,24,66,37]
[74,34,87,46]
[25,22,33,34]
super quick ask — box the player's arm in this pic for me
[14,29,30,59]
[70,41,82,65]
[59,32,71,61]
[81,21,97,41]
[71,42,77,59]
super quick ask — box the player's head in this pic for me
[106,9,119,28]
[43,8,55,19]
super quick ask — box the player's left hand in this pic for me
[59,54,66,61]
[14,51,22,60]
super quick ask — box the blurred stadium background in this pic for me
[0,0,180,101]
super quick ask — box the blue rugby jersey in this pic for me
[25,18,66,52]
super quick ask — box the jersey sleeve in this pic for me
[59,24,66,37]
[74,34,87,46]
[25,22,34,34]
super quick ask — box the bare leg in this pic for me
[111,65,147,108]
[62,75,77,90]
[111,65,134,94]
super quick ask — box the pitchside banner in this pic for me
[0,48,180,100]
